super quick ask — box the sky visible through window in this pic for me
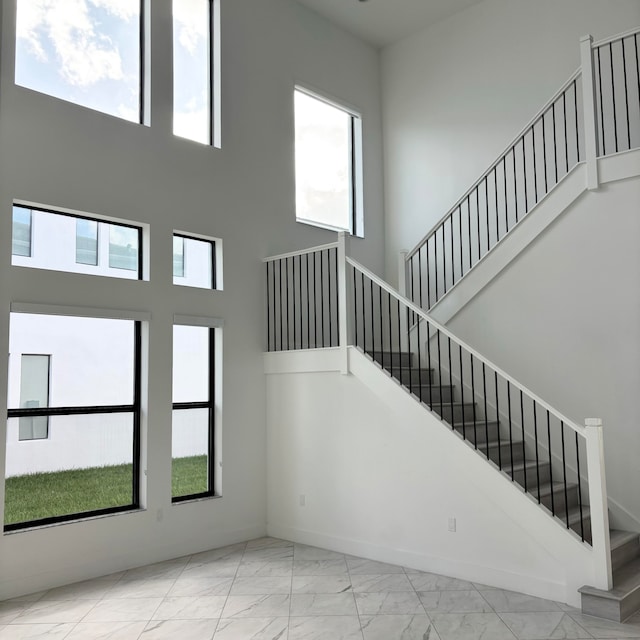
[173,0,210,144]
[15,0,141,122]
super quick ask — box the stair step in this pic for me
[453,420,500,444]
[410,384,455,403]
[566,505,591,543]
[432,401,477,423]
[503,459,552,487]
[535,481,580,515]
[580,558,640,622]
[475,439,526,465]
[611,530,640,572]
[368,350,413,367]
[394,367,435,385]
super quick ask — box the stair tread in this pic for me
[505,459,550,471]
[477,439,523,448]
[535,481,578,496]
[580,558,640,599]
[610,529,640,550]
[453,420,499,428]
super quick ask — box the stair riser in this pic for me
[477,443,525,466]
[620,586,640,622]
[581,585,640,623]
[571,517,591,544]
[455,422,500,444]
[539,485,580,515]
[371,352,413,367]
[434,403,476,423]
[612,538,640,572]
[413,386,454,404]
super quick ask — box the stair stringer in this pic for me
[265,346,606,608]
[427,148,640,326]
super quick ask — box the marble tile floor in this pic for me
[1,537,640,640]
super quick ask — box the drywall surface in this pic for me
[0,0,385,598]
[266,348,602,607]
[447,176,640,531]
[381,0,640,283]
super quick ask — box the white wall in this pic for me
[266,348,601,607]
[446,175,640,531]
[0,0,385,599]
[381,0,640,282]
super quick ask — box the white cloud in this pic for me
[173,0,208,55]
[16,0,140,87]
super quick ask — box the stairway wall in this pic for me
[381,0,640,286]
[445,175,640,532]
[266,347,602,607]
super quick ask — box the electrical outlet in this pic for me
[448,517,456,532]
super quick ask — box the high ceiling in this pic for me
[294,0,486,48]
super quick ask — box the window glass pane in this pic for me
[172,408,209,498]
[173,236,185,278]
[15,0,141,122]
[12,207,141,280]
[76,219,98,265]
[12,206,31,257]
[5,413,134,527]
[9,314,135,408]
[109,225,139,271]
[173,0,210,144]
[295,90,352,231]
[19,355,50,441]
[173,235,214,288]
[172,325,209,403]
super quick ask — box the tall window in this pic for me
[11,205,143,280]
[172,324,216,501]
[19,355,50,441]
[172,0,221,146]
[11,206,31,257]
[5,313,141,531]
[294,87,363,236]
[15,0,144,123]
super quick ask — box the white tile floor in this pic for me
[1,537,640,639]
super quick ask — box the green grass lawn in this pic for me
[4,455,208,526]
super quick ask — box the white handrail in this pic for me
[405,68,582,261]
[593,26,640,48]
[347,255,586,438]
[264,241,339,263]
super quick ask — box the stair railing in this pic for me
[264,232,612,590]
[405,28,640,312]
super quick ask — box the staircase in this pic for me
[368,348,592,544]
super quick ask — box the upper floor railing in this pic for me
[404,28,640,312]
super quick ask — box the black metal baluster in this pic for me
[320,252,326,347]
[467,195,472,271]
[292,257,297,349]
[306,253,311,348]
[334,248,339,347]
[279,259,283,350]
[522,135,528,214]
[410,255,415,308]
[286,257,290,350]
[460,345,466,441]
[483,363,489,447]
[552,102,558,185]
[494,168,499,245]
[427,319,433,406]
[547,410,555,516]
[370,278,375,361]
[575,431,585,541]
[448,336,454,429]
[563,92,569,175]
[459,206,464,278]
[299,255,303,349]
[387,289,393,379]
[361,272,366,353]
[437,329,443,418]
[379,284,384,369]
[420,246,426,310]
[542,111,548,195]
[597,47,605,154]
[434,230,439,303]
[532,122,539,204]
[327,252,333,348]
[313,253,318,347]
[353,266,358,349]
[622,38,631,151]
[503,156,509,233]
[513,147,519,223]
[417,314,423,403]
[561,421,569,527]
[485,176,490,251]
[611,42,619,153]
[267,262,271,351]
[495,372,502,468]
[533,400,541,502]
[520,390,527,493]
[574,79,580,162]
[507,382,514,480]
[470,354,477,448]
[396,298,401,383]
[476,187,481,261]
[450,213,455,287]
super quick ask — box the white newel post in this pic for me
[580,35,600,191]
[584,418,612,590]
[337,231,350,375]
[398,251,409,351]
